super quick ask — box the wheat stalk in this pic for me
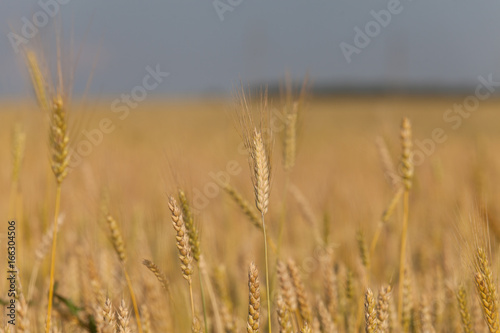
[283,102,298,173]
[397,117,413,324]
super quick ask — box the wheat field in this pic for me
[2,92,500,332]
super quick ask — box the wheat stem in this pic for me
[45,184,61,333]
[262,212,272,333]
[124,268,143,333]
[397,190,410,323]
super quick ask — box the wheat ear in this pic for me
[178,189,201,262]
[317,296,336,333]
[248,262,261,333]
[169,195,195,318]
[142,259,170,293]
[474,247,499,332]
[140,305,152,333]
[252,129,270,215]
[288,259,312,325]
[178,189,209,333]
[222,183,262,230]
[105,214,143,333]
[277,294,293,333]
[117,299,132,333]
[365,288,378,333]
[376,285,392,333]
[457,285,473,333]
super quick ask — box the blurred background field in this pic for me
[2,94,500,331]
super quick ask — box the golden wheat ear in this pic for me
[142,259,170,293]
[178,188,201,262]
[365,288,378,333]
[168,195,193,282]
[376,285,392,333]
[457,284,473,333]
[473,247,500,332]
[247,262,260,333]
[252,129,271,216]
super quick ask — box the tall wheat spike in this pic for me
[252,128,273,332]
[252,129,270,215]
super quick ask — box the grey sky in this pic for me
[1,0,500,96]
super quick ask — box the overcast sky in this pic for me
[1,0,500,97]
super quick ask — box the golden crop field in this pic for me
[2,87,500,333]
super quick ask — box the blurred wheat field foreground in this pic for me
[2,95,500,332]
